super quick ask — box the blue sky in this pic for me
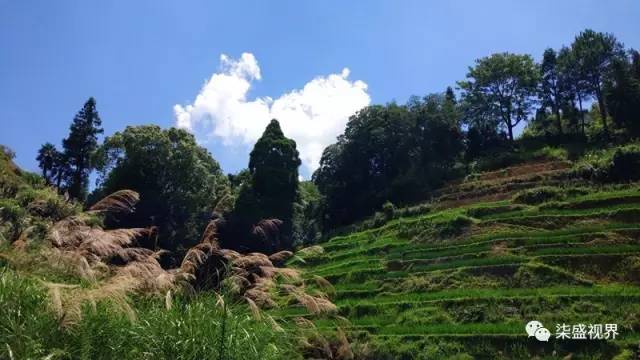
[1,0,639,179]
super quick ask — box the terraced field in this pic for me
[279,161,640,359]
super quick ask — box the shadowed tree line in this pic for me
[314,29,640,229]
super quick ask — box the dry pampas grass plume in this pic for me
[336,327,354,360]
[245,297,262,320]
[266,315,285,332]
[268,250,293,266]
[312,275,335,295]
[88,189,140,214]
[165,290,173,310]
[43,277,137,329]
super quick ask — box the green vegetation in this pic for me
[92,125,229,250]
[3,27,640,358]
[0,145,318,360]
[0,269,295,360]
[288,159,640,358]
[574,142,640,182]
[228,119,301,252]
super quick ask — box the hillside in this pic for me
[0,147,314,359]
[280,159,640,359]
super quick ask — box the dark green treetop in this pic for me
[458,52,539,141]
[62,97,103,200]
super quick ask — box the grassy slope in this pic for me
[0,151,298,360]
[283,160,640,359]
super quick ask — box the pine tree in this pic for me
[570,29,625,138]
[62,97,103,200]
[540,48,565,135]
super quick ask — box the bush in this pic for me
[19,172,46,189]
[382,201,396,221]
[0,199,27,240]
[372,211,386,227]
[609,145,640,181]
[436,215,474,238]
[574,143,640,182]
[0,145,16,160]
[512,186,565,205]
[16,188,79,221]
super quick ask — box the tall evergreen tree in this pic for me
[540,48,565,135]
[62,97,103,200]
[570,29,625,138]
[232,119,301,252]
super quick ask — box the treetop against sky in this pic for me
[1,1,639,177]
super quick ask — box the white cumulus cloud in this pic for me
[173,53,371,174]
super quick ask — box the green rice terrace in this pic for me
[273,160,640,359]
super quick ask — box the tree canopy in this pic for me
[570,29,625,137]
[458,53,539,141]
[93,125,229,251]
[314,93,463,228]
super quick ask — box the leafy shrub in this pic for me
[609,145,640,181]
[382,201,395,221]
[19,172,46,189]
[16,188,79,221]
[574,143,640,182]
[0,145,16,160]
[436,215,474,238]
[0,199,27,240]
[512,186,565,205]
[296,245,325,262]
[399,214,475,242]
[372,211,386,227]
[512,264,591,288]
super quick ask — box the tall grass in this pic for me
[0,269,298,360]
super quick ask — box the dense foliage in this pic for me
[313,29,640,232]
[92,125,229,251]
[313,95,463,228]
[5,26,640,359]
[458,52,539,141]
[36,98,103,201]
[226,120,301,252]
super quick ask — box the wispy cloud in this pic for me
[174,53,370,174]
